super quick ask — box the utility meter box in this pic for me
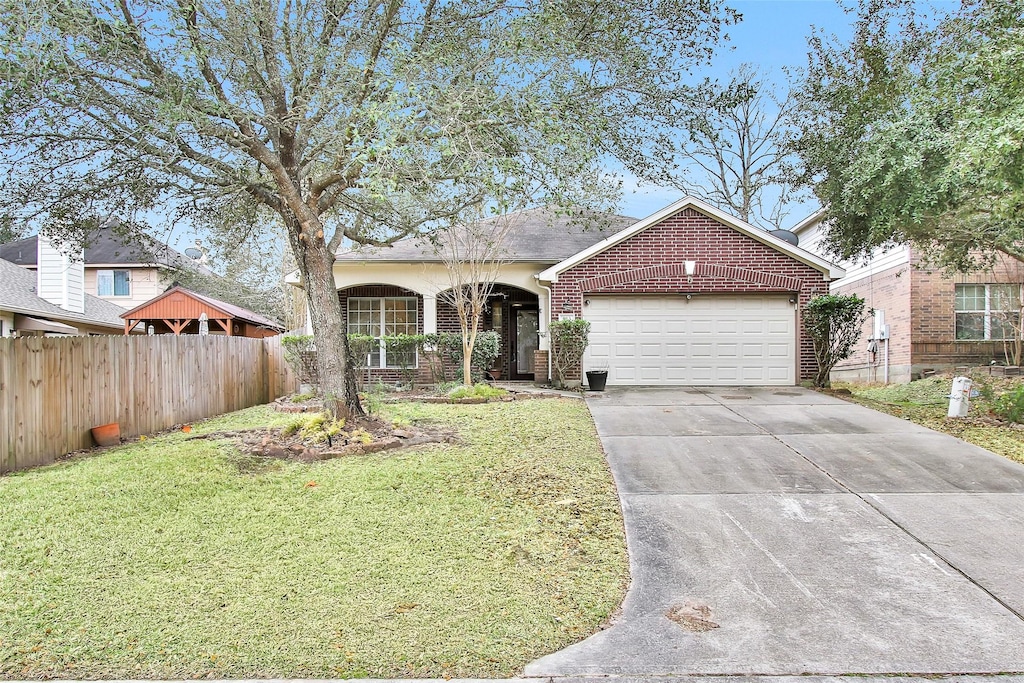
[948,376,973,418]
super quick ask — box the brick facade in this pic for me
[911,252,1024,372]
[549,207,831,382]
[829,251,1024,382]
[831,262,913,383]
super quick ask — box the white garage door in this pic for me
[583,295,796,386]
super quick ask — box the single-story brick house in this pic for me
[793,210,1024,383]
[322,197,843,386]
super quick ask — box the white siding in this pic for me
[36,233,85,313]
[793,215,910,289]
[84,266,169,309]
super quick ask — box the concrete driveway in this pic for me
[525,387,1024,677]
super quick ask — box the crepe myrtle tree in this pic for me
[0,0,739,418]
[803,294,868,388]
[433,209,521,387]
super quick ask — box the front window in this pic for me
[955,284,1020,340]
[347,297,418,368]
[97,269,130,297]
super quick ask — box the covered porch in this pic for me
[336,276,544,383]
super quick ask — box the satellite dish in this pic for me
[184,247,203,260]
[770,229,800,246]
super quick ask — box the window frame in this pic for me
[955,283,1021,341]
[96,269,131,297]
[346,296,419,369]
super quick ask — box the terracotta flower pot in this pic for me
[90,422,121,447]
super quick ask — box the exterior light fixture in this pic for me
[684,260,696,283]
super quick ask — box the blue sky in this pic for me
[617,0,857,227]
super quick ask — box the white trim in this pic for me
[789,209,828,236]
[536,197,845,283]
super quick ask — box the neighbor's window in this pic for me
[955,284,1020,340]
[346,297,418,368]
[96,269,130,297]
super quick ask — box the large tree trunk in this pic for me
[290,218,364,420]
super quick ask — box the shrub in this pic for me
[382,333,425,387]
[994,385,1024,423]
[281,335,318,387]
[803,294,868,388]
[549,318,591,387]
[428,330,500,384]
[347,334,377,391]
[449,383,508,400]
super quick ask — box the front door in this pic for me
[511,308,539,380]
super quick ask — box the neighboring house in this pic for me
[0,225,215,310]
[793,211,1024,383]
[120,286,283,337]
[0,235,127,336]
[317,197,843,386]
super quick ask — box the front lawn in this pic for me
[0,399,627,679]
[838,374,1024,464]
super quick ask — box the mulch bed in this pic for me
[187,415,459,463]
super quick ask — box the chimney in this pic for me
[37,231,85,313]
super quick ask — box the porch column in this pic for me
[423,294,437,334]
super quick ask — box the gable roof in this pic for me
[120,286,283,330]
[0,256,125,331]
[790,209,828,237]
[536,197,846,282]
[0,226,215,275]
[333,207,638,264]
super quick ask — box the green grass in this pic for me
[0,400,627,679]
[838,374,1024,464]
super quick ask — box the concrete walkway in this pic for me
[525,387,1024,677]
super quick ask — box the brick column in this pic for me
[533,349,549,386]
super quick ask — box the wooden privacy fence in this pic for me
[0,334,298,474]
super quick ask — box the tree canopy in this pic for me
[792,0,1024,270]
[655,65,803,229]
[0,0,738,416]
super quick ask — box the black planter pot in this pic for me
[586,370,608,391]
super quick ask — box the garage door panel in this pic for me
[716,343,738,358]
[741,343,764,357]
[716,320,739,334]
[614,343,637,357]
[690,320,714,334]
[584,295,795,386]
[614,320,637,334]
[690,343,713,358]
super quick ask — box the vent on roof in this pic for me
[770,229,799,247]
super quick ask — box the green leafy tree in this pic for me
[0,0,737,419]
[803,294,868,388]
[792,0,1024,270]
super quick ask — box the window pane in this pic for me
[991,312,1019,340]
[346,298,380,336]
[383,298,418,335]
[991,285,1019,312]
[97,270,113,296]
[113,270,130,296]
[956,312,985,340]
[955,284,985,311]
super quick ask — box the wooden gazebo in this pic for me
[120,286,283,337]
